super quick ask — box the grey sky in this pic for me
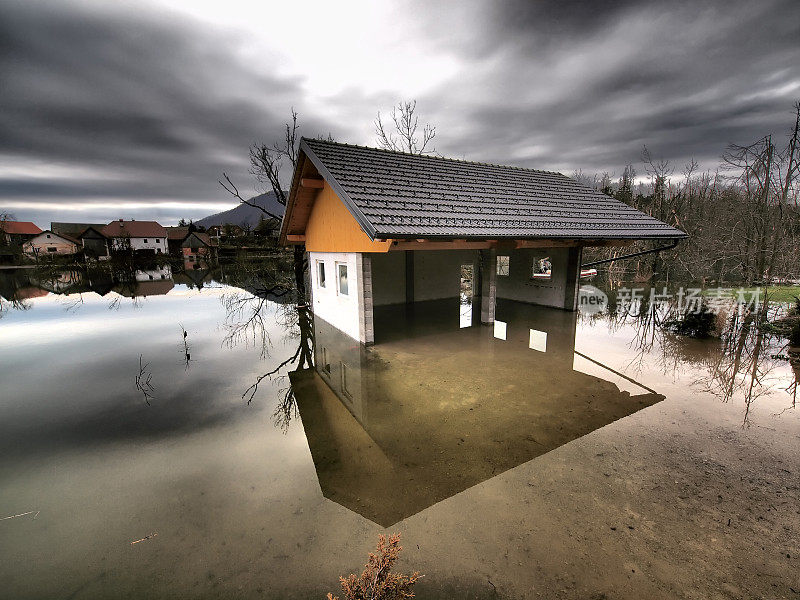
[1,0,798,227]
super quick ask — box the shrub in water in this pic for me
[664,301,716,338]
[327,533,421,600]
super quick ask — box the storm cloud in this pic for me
[1,0,798,226]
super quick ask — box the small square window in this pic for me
[46,234,51,238]
[337,263,349,296]
[532,257,552,279]
[144,239,148,243]
[317,261,326,288]
[497,255,509,276]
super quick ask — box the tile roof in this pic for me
[51,222,106,237]
[0,221,42,235]
[182,232,213,247]
[30,230,81,245]
[102,220,167,239]
[299,138,686,240]
[166,226,190,240]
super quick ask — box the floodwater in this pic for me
[0,266,798,599]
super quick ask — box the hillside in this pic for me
[195,192,285,229]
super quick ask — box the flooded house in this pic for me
[23,230,80,256]
[102,219,168,254]
[181,231,216,263]
[165,226,190,253]
[291,303,664,526]
[279,138,686,344]
[43,222,110,258]
[78,226,110,258]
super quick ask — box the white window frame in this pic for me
[317,260,326,288]
[336,262,349,296]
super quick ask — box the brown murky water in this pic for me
[0,268,798,599]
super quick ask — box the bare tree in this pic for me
[219,108,307,301]
[0,211,16,247]
[375,100,436,155]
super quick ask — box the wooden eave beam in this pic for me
[300,177,324,189]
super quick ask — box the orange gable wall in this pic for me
[304,182,391,253]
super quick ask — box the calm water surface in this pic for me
[0,267,798,598]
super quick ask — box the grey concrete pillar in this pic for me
[405,250,414,304]
[357,254,375,345]
[563,246,583,311]
[480,249,497,324]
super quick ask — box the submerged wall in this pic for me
[370,249,480,306]
[317,247,583,342]
[369,247,581,311]
[495,247,582,310]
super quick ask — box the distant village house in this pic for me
[182,231,216,264]
[0,221,42,246]
[166,226,190,253]
[102,219,168,254]
[79,226,110,258]
[23,230,80,256]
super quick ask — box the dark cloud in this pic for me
[424,0,800,177]
[0,1,318,224]
[1,0,799,225]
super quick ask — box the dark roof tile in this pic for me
[300,138,686,240]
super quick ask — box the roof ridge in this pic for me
[302,137,567,177]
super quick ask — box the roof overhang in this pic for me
[279,138,688,248]
[279,139,378,246]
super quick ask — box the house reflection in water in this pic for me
[290,298,665,527]
[115,266,174,298]
[0,265,175,301]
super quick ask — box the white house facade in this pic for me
[23,230,79,256]
[102,220,168,253]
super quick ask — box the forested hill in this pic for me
[195,192,285,229]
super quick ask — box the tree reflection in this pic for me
[594,289,798,426]
[216,257,313,430]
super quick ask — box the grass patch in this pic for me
[698,285,800,303]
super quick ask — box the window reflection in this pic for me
[497,255,510,276]
[529,328,547,352]
[337,263,349,295]
[532,257,551,279]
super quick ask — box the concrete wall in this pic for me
[413,250,479,302]
[309,251,373,343]
[317,248,582,343]
[495,247,581,310]
[369,251,406,306]
[370,249,480,305]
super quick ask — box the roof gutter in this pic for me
[580,238,681,268]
